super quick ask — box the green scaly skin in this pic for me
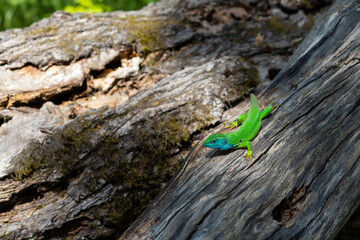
[203,94,277,160]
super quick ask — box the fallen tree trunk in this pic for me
[121,0,360,239]
[1,0,358,239]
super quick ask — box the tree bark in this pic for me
[1,0,357,239]
[121,0,360,239]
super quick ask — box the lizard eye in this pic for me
[212,140,216,143]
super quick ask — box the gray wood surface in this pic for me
[121,0,360,239]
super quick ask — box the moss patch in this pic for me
[12,113,104,180]
[268,17,291,35]
[91,103,215,232]
[25,25,59,37]
[235,59,260,88]
[245,66,260,87]
[126,16,173,55]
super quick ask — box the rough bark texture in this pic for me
[1,0,358,239]
[121,0,360,240]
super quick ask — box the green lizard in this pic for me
[203,94,277,160]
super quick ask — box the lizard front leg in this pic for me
[236,140,254,160]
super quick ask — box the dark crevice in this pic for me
[9,79,88,109]
[0,180,67,214]
[335,193,360,240]
[6,61,43,71]
[9,96,46,109]
[89,56,123,79]
[0,165,83,214]
[292,154,360,240]
[50,80,89,105]
[272,185,309,223]
[268,68,281,80]
[41,216,93,239]
[289,127,359,239]
[8,58,77,71]
[0,114,12,127]
[104,56,122,69]
[0,184,44,214]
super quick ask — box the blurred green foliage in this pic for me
[0,0,159,31]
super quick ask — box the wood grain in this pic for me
[121,0,360,239]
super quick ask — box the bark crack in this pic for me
[290,126,360,239]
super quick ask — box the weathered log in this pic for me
[121,0,360,239]
[0,0,345,239]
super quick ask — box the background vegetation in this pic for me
[0,0,159,31]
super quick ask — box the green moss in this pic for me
[12,92,216,232]
[18,157,42,178]
[12,142,42,180]
[135,103,214,156]
[37,204,45,210]
[235,59,260,89]
[300,0,315,11]
[126,16,171,55]
[13,113,104,180]
[58,33,88,59]
[268,16,291,35]
[25,25,59,36]
[246,66,260,87]
[138,115,188,157]
[91,103,215,230]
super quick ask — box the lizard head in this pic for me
[203,133,232,150]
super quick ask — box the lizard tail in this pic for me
[250,93,259,107]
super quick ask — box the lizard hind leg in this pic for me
[260,104,280,120]
[224,112,248,129]
[236,140,254,160]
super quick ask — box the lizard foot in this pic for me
[244,151,255,161]
[272,103,281,110]
[224,121,238,129]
